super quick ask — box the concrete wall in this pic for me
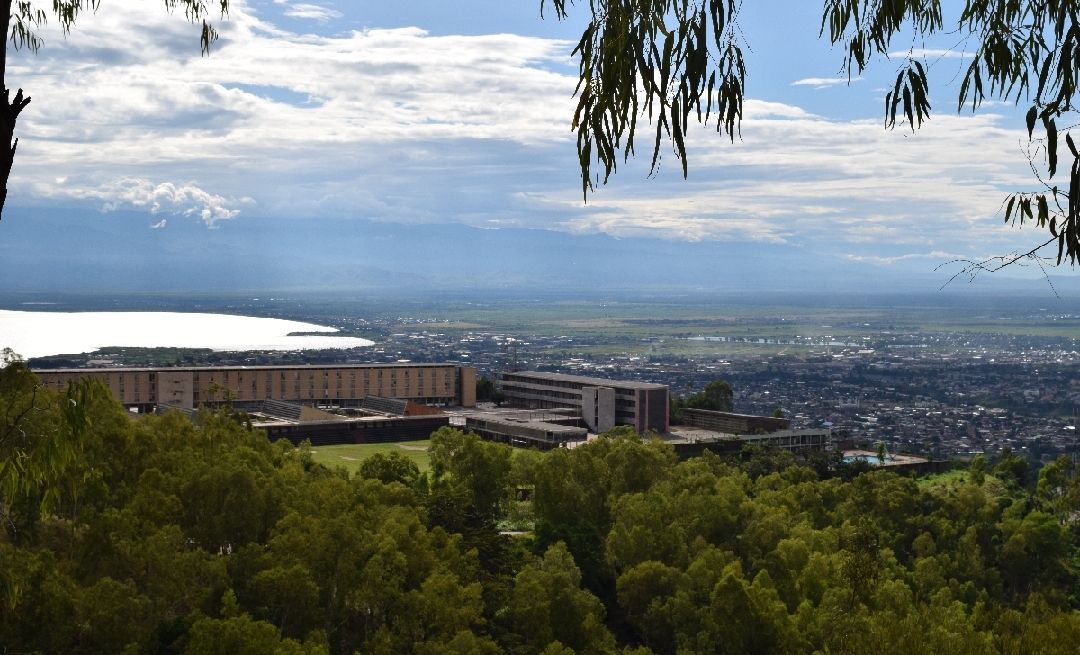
[157,370,193,409]
[581,386,616,433]
[643,387,670,433]
[459,366,477,407]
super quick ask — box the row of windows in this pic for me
[41,368,457,403]
[103,373,156,385]
[191,368,454,382]
[499,385,586,403]
[502,375,583,390]
[190,387,454,402]
[499,375,641,399]
[192,378,453,393]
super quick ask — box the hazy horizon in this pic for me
[0,0,1074,299]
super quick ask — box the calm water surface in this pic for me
[0,311,374,359]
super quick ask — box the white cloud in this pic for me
[149,218,167,228]
[0,0,1046,264]
[792,77,860,88]
[844,250,967,264]
[526,108,1035,256]
[283,3,342,21]
[52,177,246,226]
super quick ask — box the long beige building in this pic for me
[33,364,477,413]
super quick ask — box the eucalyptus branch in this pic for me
[936,235,1060,295]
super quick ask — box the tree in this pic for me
[475,376,494,402]
[428,427,513,523]
[507,542,615,655]
[970,453,987,487]
[995,445,1030,487]
[544,0,1080,268]
[0,0,229,219]
[684,380,733,412]
[1,357,100,536]
[202,382,237,404]
[359,451,421,487]
[840,523,881,610]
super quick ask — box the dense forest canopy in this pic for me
[2,361,1080,654]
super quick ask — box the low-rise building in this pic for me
[465,414,588,451]
[33,363,476,414]
[497,371,668,433]
[681,408,790,434]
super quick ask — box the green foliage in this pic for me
[2,361,1080,654]
[429,427,513,522]
[7,0,229,59]
[359,451,422,488]
[684,380,733,413]
[507,542,613,654]
[474,377,505,406]
[971,454,988,487]
[476,376,494,402]
[994,446,1030,488]
[670,379,733,423]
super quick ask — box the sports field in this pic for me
[308,439,537,476]
[309,440,431,475]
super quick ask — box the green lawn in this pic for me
[309,441,431,475]
[308,439,541,477]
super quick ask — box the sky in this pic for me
[0,0,1068,294]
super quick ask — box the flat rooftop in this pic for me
[250,413,440,428]
[466,413,589,435]
[500,370,667,390]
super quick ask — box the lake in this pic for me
[0,311,374,359]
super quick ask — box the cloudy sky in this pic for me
[0,0,1063,287]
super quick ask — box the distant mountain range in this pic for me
[0,205,1071,297]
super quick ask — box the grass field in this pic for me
[309,440,538,477]
[309,441,431,475]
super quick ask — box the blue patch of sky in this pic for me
[247,0,591,39]
[222,83,323,107]
[246,0,1023,126]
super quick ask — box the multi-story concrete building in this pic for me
[465,414,588,451]
[497,371,668,433]
[681,409,790,435]
[33,364,476,414]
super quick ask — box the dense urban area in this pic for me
[28,302,1080,464]
[9,298,1080,654]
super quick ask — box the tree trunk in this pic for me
[0,0,30,219]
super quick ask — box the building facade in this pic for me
[497,371,668,433]
[464,414,588,451]
[33,364,477,414]
[681,408,790,435]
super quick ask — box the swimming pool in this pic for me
[843,455,895,464]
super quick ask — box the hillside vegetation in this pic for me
[1,362,1079,654]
